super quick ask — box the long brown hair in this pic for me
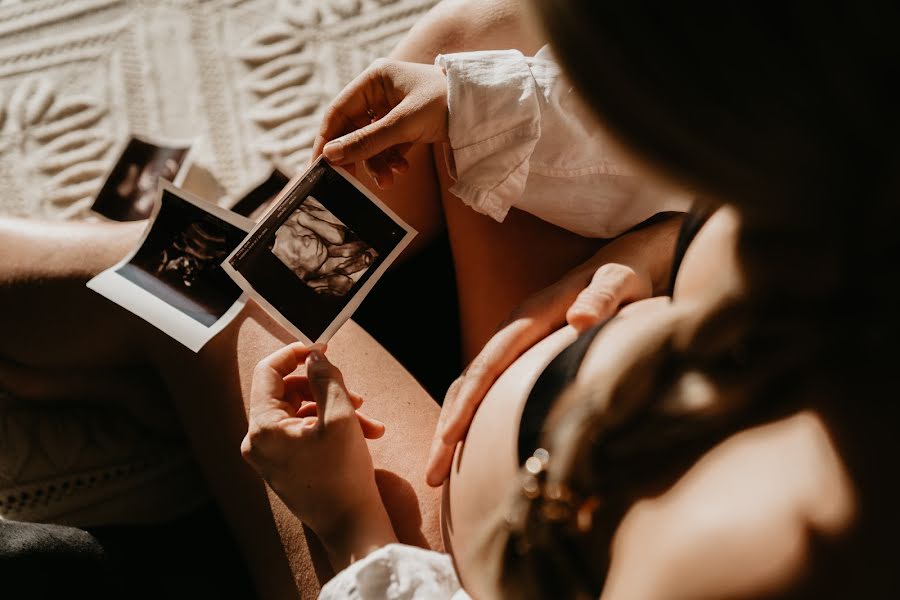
[494,2,900,597]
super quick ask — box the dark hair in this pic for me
[495,2,900,597]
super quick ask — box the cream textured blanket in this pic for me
[0,0,436,526]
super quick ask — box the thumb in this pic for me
[323,111,410,165]
[567,263,650,331]
[305,349,355,429]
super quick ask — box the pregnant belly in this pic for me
[442,326,578,598]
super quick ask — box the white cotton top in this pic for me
[318,543,469,600]
[435,46,691,238]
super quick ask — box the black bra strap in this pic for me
[517,322,606,464]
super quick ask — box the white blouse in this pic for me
[435,46,691,238]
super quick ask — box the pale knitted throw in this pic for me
[0,0,437,526]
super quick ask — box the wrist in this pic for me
[316,495,397,572]
[645,213,685,295]
[601,213,685,296]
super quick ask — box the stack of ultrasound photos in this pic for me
[87,135,415,352]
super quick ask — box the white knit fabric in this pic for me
[0,0,439,219]
[0,0,438,526]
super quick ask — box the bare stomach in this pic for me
[441,326,579,597]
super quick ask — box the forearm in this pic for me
[580,213,685,297]
[390,0,546,64]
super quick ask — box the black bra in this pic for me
[517,208,712,464]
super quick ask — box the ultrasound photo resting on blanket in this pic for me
[87,181,252,352]
[91,136,192,222]
[224,158,415,345]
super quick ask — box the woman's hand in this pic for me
[311,59,449,189]
[425,214,685,486]
[242,343,397,570]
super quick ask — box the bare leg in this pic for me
[1,219,151,368]
[0,219,442,599]
[431,156,603,362]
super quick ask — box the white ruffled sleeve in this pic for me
[318,544,468,600]
[434,48,691,237]
[434,49,547,222]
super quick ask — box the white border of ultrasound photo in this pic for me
[87,181,253,352]
[222,158,417,346]
[89,134,196,222]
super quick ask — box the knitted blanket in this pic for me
[0,0,437,526]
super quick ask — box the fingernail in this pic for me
[323,141,344,162]
[308,349,325,363]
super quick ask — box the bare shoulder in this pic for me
[602,411,857,600]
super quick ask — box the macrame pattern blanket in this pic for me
[0,0,437,526]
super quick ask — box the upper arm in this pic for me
[606,494,810,600]
[601,413,856,600]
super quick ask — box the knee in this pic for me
[0,218,24,285]
[390,0,539,64]
[388,0,483,63]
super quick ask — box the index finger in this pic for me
[311,66,383,160]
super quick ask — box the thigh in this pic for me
[390,0,546,64]
[144,301,442,599]
[353,143,445,257]
[433,145,605,360]
[0,218,154,369]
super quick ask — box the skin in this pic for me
[242,343,399,572]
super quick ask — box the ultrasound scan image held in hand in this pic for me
[223,158,415,345]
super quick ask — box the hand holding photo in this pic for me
[223,158,415,345]
[87,181,253,352]
[91,136,192,222]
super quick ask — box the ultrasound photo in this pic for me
[223,158,415,345]
[270,196,379,298]
[92,136,191,222]
[88,181,253,352]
